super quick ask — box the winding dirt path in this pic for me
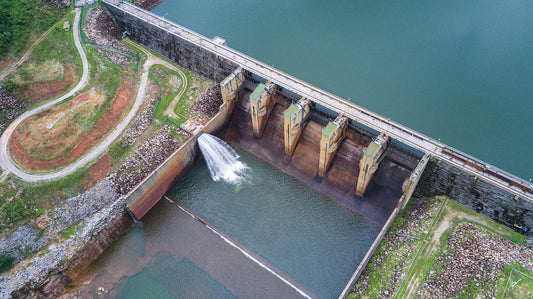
[401,200,516,298]
[124,39,188,120]
[0,9,152,182]
[0,13,70,81]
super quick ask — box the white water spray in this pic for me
[198,133,249,185]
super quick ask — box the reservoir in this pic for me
[153,0,533,180]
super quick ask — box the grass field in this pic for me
[351,197,532,298]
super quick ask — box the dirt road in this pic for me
[0,8,152,183]
[0,14,70,81]
[124,39,188,120]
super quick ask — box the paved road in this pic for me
[0,8,149,182]
[112,1,533,201]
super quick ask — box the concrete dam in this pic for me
[101,0,533,296]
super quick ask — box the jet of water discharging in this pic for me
[198,133,249,185]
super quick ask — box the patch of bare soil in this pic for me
[0,58,12,73]
[10,79,135,171]
[17,64,75,103]
[89,153,113,181]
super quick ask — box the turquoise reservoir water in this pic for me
[68,148,379,298]
[153,0,533,180]
[168,148,380,298]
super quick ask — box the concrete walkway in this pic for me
[0,9,147,182]
[110,0,533,202]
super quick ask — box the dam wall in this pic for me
[104,0,237,82]
[224,85,417,225]
[124,102,233,219]
[415,158,533,239]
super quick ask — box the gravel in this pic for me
[108,125,187,195]
[120,98,156,148]
[0,226,46,264]
[0,84,27,135]
[196,84,222,117]
[421,222,533,298]
[83,6,133,67]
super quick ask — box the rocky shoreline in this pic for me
[0,180,132,298]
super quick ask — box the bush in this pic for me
[0,254,14,272]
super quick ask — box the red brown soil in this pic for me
[0,58,12,73]
[17,64,75,103]
[89,154,114,181]
[10,78,135,171]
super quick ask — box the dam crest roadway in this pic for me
[106,0,533,203]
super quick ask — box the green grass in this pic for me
[150,65,189,122]
[84,45,127,100]
[172,74,194,124]
[496,264,533,298]
[108,142,128,161]
[0,254,14,273]
[30,12,77,66]
[0,0,69,58]
[61,220,83,239]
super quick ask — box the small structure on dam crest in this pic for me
[284,97,311,157]
[356,132,389,196]
[319,114,348,176]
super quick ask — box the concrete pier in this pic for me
[318,115,348,176]
[283,97,310,157]
[220,67,245,113]
[250,82,276,138]
[356,133,389,196]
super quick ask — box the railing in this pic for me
[104,0,533,201]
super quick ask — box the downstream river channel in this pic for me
[68,148,380,298]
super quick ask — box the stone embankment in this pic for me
[196,84,223,117]
[0,85,26,134]
[422,222,533,298]
[83,5,133,67]
[0,179,129,298]
[108,124,187,195]
[119,98,156,148]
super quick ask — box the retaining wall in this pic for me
[104,1,238,82]
[124,102,231,219]
[414,158,533,239]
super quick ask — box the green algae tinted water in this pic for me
[68,148,379,298]
[168,148,380,298]
[153,0,533,180]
